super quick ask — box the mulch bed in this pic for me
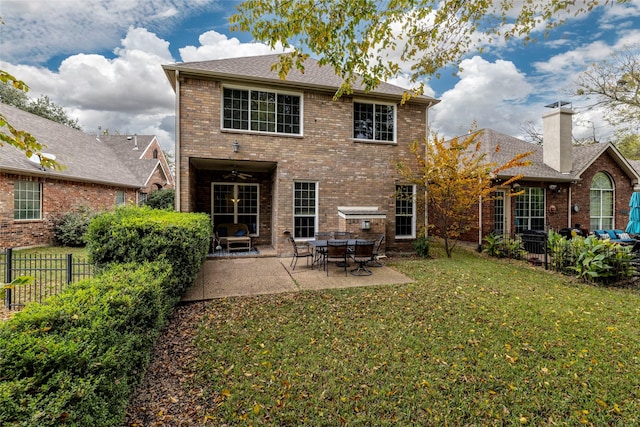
[122,302,210,427]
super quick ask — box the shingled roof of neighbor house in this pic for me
[163,53,439,105]
[472,128,639,183]
[0,103,141,188]
[99,134,167,187]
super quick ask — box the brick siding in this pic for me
[178,77,428,255]
[1,173,136,248]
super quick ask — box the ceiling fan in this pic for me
[223,168,252,180]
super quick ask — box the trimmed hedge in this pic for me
[0,207,212,426]
[0,262,173,427]
[85,206,212,297]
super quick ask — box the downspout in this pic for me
[568,185,572,228]
[174,70,181,211]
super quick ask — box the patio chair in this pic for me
[367,234,385,267]
[288,236,313,270]
[313,232,332,268]
[324,240,349,276]
[350,239,375,276]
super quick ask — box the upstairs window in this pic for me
[354,101,395,142]
[223,87,301,135]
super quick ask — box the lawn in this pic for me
[190,245,640,426]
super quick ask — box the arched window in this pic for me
[590,172,614,230]
[153,149,158,159]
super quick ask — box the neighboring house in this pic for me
[100,134,174,203]
[0,103,173,248]
[459,105,640,247]
[162,54,439,256]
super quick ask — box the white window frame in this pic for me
[211,183,260,236]
[14,180,42,221]
[116,191,126,206]
[293,181,318,240]
[353,99,397,143]
[590,172,615,231]
[221,85,303,136]
[395,184,416,239]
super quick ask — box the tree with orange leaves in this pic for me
[395,128,531,258]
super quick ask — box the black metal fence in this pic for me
[483,231,640,286]
[1,248,94,310]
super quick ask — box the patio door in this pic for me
[494,189,506,235]
[212,183,259,235]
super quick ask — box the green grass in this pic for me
[193,245,640,426]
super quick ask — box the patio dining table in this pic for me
[307,239,356,269]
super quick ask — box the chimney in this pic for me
[133,134,138,150]
[542,101,574,174]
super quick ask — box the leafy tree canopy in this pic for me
[0,83,81,130]
[232,0,627,99]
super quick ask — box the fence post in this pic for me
[4,248,12,284]
[66,253,73,285]
[4,248,12,309]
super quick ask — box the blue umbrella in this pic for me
[625,192,640,234]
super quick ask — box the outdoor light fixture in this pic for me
[232,140,239,153]
[548,184,561,195]
[361,220,371,230]
[511,182,521,190]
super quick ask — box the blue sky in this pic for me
[1,0,639,152]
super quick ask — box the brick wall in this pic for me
[1,173,137,249]
[178,77,428,255]
[459,149,636,246]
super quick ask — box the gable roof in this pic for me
[472,128,640,184]
[0,103,141,188]
[99,134,172,187]
[163,54,439,106]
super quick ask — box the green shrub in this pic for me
[144,189,175,210]
[53,207,96,247]
[413,236,430,258]
[483,233,525,260]
[85,206,211,296]
[569,235,634,284]
[0,261,174,427]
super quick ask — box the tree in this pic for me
[0,70,62,170]
[231,0,625,98]
[614,133,640,159]
[1,83,81,130]
[395,129,531,258]
[574,45,640,134]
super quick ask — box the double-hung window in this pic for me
[395,185,415,238]
[14,180,41,220]
[353,101,395,142]
[223,87,301,135]
[294,182,317,239]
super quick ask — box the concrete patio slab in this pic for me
[181,256,415,302]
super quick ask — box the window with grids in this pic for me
[212,184,259,234]
[14,180,41,220]
[116,191,126,206]
[493,190,506,235]
[514,187,545,233]
[223,88,300,135]
[353,102,395,142]
[395,185,415,237]
[294,182,317,239]
[590,172,614,231]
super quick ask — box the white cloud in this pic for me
[0,0,221,64]
[179,30,286,62]
[430,56,534,138]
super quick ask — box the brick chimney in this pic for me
[542,102,574,174]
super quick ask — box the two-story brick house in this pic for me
[162,54,439,256]
[459,105,640,248]
[0,103,174,248]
